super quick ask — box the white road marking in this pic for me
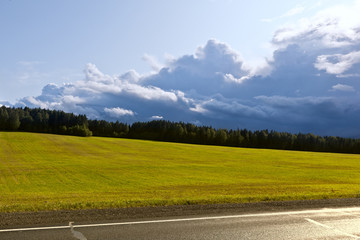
[305,218,360,239]
[305,218,333,229]
[339,210,360,217]
[2,207,360,233]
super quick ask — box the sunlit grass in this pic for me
[1,132,360,212]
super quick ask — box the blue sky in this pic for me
[1,0,360,137]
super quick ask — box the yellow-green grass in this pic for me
[1,132,360,212]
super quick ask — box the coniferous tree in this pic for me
[8,110,20,130]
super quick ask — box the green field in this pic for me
[1,132,360,212]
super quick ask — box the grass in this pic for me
[1,132,360,212]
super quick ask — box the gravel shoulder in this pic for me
[1,198,360,229]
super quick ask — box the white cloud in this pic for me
[336,73,360,78]
[151,115,163,120]
[223,73,251,84]
[142,54,163,72]
[84,63,114,84]
[62,95,86,104]
[145,39,255,97]
[261,5,305,22]
[104,107,135,117]
[76,64,179,102]
[20,96,50,109]
[272,1,360,48]
[315,51,360,75]
[121,82,178,102]
[0,101,11,107]
[331,84,355,92]
[189,103,209,114]
[120,69,141,82]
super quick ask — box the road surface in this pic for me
[2,207,360,239]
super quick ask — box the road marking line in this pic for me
[305,218,360,239]
[2,207,360,233]
[305,218,332,229]
[339,210,360,217]
[0,225,70,232]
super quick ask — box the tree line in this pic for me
[0,106,92,136]
[1,106,360,154]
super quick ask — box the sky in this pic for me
[1,0,360,137]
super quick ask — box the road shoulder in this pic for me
[1,198,360,229]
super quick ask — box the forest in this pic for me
[1,106,360,154]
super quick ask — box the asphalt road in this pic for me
[2,207,360,239]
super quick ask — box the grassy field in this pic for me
[1,132,360,212]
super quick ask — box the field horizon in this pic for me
[1,131,360,213]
